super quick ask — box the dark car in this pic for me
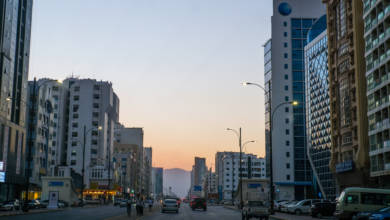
[27,200,42,209]
[355,207,390,220]
[191,198,207,211]
[311,201,336,218]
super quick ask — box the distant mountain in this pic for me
[163,168,191,198]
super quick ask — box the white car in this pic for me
[161,199,179,213]
[280,201,297,213]
[287,199,324,215]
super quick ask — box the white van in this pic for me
[335,187,390,220]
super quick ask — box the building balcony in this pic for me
[369,143,390,156]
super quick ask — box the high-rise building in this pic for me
[143,147,152,196]
[194,157,207,187]
[324,0,370,190]
[26,79,67,191]
[64,78,120,189]
[0,0,33,201]
[264,39,272,179]
[152,167,163,199]
[363,0,390,185]
[114,125,144,194]
[113,142,138,195]
[268,0,325,201]
[215,151,266,201]
[304,15,337,200]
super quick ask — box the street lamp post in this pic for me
[242,81,298,213]
[226,127,243,209]
[81,125,102,200]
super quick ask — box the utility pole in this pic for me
[81,125,86,200]
[239,128,243,209]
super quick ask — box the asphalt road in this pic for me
[139,204,241,220]
[0,205,125,220]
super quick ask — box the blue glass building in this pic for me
[305,15,336,199]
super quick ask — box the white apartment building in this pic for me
[267,0,325,200]
[65,78,119,188]
[215,152,266,201]
[26,79,67,188]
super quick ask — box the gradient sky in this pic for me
[30,0,273,171]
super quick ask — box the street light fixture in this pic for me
[242,81,298,214]
[242,140,256,153]
[226,127,243,209]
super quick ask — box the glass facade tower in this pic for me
[305,15,337,200]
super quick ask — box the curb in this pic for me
[270,216,287,220]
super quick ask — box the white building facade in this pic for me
[215,151,266,201]
[64,78,119,188]
[267,0,325,201]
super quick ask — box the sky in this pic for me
[30,0,273,171]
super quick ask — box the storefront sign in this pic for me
[0,172,5,183]
[49,181,64,187]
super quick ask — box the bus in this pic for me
[335,187,390,220]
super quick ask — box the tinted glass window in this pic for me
[346,195,359,204]
[302,19,314,28]
[291,19,301,28]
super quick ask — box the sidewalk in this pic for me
[105,205,159,220]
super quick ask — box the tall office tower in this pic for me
[305,15,337,200]
[143,147,152,196]
[194,157,207,187]
[324,0,370,189]
[0,0,33,201]
[152,167,163,199]
[363,0,390,185]
[114,125,144,194]
[269,0,325,201]
[26,79,67,190]
[65,78,120,188]
[264,39,272,179]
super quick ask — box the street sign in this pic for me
[48,191,59,209]
[0,172,5,183]
[193,185,202,191]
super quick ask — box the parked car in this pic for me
[354,207,390,220]
[311,201,336,218]
[119,200,127,208]
[27,200,42,209]
[276,201,289,212]
[0,200,20,211]
[191,198,207,211]
[287,199,325,215]
[241,200,270,220]
[280,201,297,213]
[114,198,122,206]
[161,199,179,213]
[335,187,390,220]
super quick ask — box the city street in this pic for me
[0,205,125,220]
[108,204,241,220]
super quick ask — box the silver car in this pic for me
[161,199,179,213]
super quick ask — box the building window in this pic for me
[284,64,288,69]
[283,21,287,27]
[286,175,290,180]
[284,85,288,91]
[72,132,78,137]
[71,160,76,165]
[337,0,346,40]
[285,96,289,101]
[285,118,289,124]
[285,107,289,112]
[73,96,79,101]
[286,152,290,157]
[286,129,290,135]
[284,32,287,37]
[284,53,288,58]
[284,42,288,48]
[286,163,290,169]
[286,141,290,146]
[74,86,80,92]
[71,150,76,156]
[284,74,288,80]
